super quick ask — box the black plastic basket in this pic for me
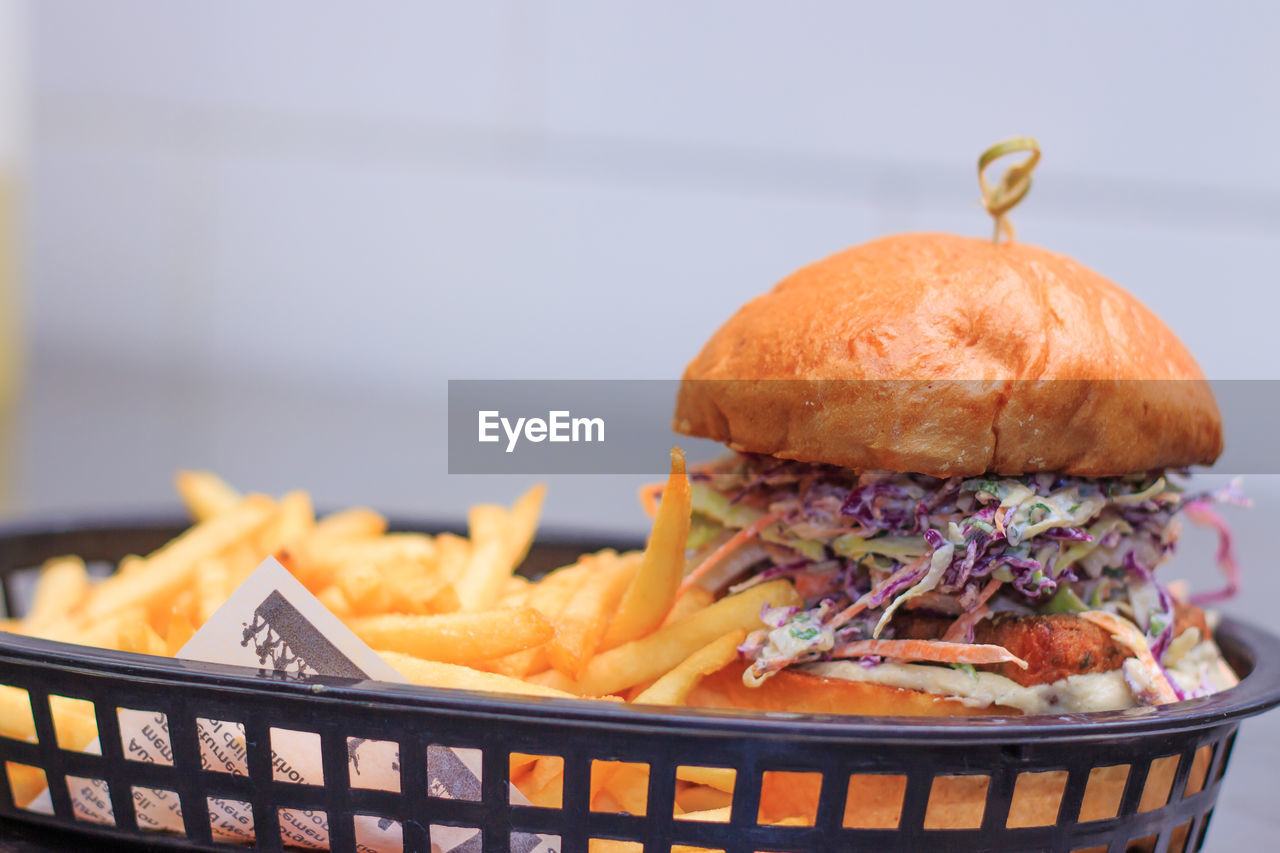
[1,517,1279,853]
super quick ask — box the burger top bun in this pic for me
[674,232,1222,477]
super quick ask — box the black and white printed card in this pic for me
[178,556,405,683]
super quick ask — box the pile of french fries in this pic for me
[0,450,807,827]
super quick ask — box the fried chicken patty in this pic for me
[894,605,1209,687]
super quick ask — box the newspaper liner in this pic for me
[33,558,558,853]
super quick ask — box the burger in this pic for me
[669,231,1245,717]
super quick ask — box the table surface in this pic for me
[0,357,1275,851]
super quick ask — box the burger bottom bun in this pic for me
[686,665,1015,717]
[686,666,1206,845]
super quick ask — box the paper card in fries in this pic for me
[178,557,404,682]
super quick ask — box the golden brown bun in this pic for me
[675,233,1221,476]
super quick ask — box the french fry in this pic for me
[589,760,619,806]
[601,448,691,649]
[498,575,533,607]
[377,562,452,615]
[6,763,47,809]
[759,771,823,825]
[258,489,314,554]
[509,752,541,778]
[0,686,35,742]
[348,534,438,566]
[23,556,89,631]
[454,505,512,612]
[174,470,242,521]
[505,575,533,594]
[311,506,387,540]
[291,533,437,593]
[589,839,656,853]
[675,783,733,815]
[562,580,801,696]
[589,760,650,815]
[633,629,747,706]
[478,648,546,679]
[481,556,604,678]
[171,588,198,626]
[674,806,733,825]
[196,557,230,625]
[314,532,440,571]
[422,584,461,614]
[528,559,600,610]
[119,622,167,656]
[0,689,98,755]
[676,765,737,792]
[517,756,566,808]
[316,585,353,618]
[454,485,546,611]
[165,611,196,655]
[80,495,276,623]
[221,539,268,586]
[602,762,650,816]
[661,586,715,628]
[31,606,146,650]
[115,554,145,577]
[523,781,564,810]
[378,651,578,699]
[433,533,471,583]
[17,468,822,726]
[505,483,546,574]
[336,562,391,615]
[347,609,553,664]
[548,553,638,678]
[48,696,99,752]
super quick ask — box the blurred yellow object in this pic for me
[0,178,15,403]
[0,8,23,515]
[0,175,17,515]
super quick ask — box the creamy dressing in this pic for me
[802,660,1136,714]
[1166,638,1239,696]
[801,637,1236,715]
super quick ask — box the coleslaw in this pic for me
[667,454,1247,696]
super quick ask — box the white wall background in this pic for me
[22,1,1280,390]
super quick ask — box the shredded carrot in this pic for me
[677,512,782,595]
[975,577,1003,605]
[941,605,990,644]
[902,592,965,615]
[638,482,664,519]
[941,579,1003,643]
[828,599,870,630]
[1079,610,1178,704]
[827,555,930,630]
[828,639,1029,669]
